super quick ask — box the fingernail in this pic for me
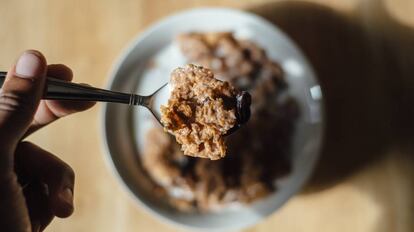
[15,51,43,78]
[59,187,73,205]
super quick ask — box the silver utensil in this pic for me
[0,71,169,124]
[0,72,250,134]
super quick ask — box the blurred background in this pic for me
[1,0,414,231]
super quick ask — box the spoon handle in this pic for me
[0,71,141,105]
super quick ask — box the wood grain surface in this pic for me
[1,0,414,231]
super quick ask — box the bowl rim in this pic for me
[101,6,324,232]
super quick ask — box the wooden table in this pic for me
[1,0,414,231]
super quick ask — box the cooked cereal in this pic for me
[142,32,298,212]
[161,64,240,160]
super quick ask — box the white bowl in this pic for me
[102,7,323,231]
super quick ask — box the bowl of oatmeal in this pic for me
[102,8,323,231]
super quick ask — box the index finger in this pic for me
[25,64,96,136]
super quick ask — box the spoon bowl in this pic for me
[138,81,251,136]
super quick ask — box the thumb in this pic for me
[0,50,47,155]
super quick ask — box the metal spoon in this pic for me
[0,72,250,134]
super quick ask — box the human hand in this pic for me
[0,50,95,232]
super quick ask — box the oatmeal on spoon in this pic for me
[160,64,251,160]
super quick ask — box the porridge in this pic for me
[160,64,250,160]
[142,32,298,211]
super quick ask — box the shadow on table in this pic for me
[249,0,414,193]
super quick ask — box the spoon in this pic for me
[0,72,250,135]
